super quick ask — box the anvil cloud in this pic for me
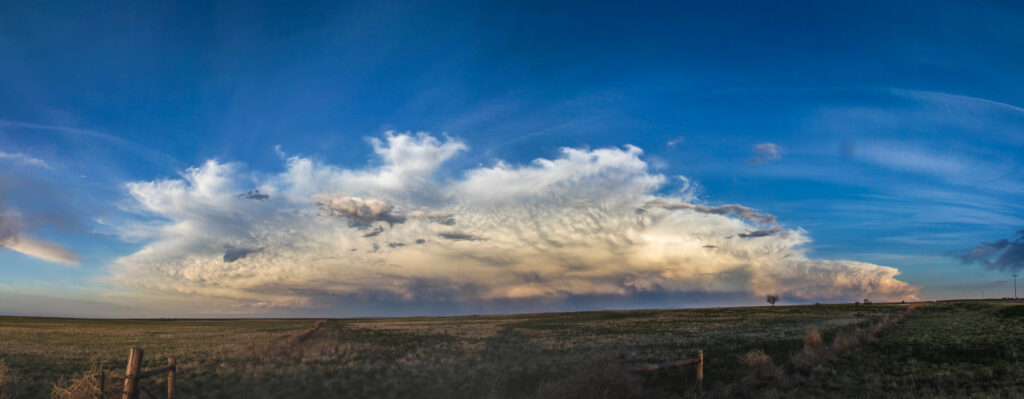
[111,132,918,313]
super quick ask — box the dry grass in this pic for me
[831,330,861,355]
[830,304,920,356]
[0,304,918,398]
[0,359,15,399]
[49,364,106,399]
[287,319,327,345]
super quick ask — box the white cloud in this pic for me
[850,142,1024,194]
[748,143,782,164]
[0,205,79,265]
[0,151,50,169]
[109,132,918,313]
[5,236,80,265]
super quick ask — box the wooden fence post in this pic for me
[696,349,704,391]
[167,357,176,399]
[122,348,143,399]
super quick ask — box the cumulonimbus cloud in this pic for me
[109,132,918,313]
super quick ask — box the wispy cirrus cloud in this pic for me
[107,132,917,314]
[804,89,1024,193]
[0,118,183,169]
[0,151,50,169]
[848,142,1024,194]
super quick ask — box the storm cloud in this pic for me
[224,246,262,263]
[738,227,785,238]
[438,231,485,241]
[960,230,1024,272]
[237,190,269,200]
[643,199,778,225]
[314,194,407,227]
[110,132,918,313]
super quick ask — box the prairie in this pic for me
[0,301,1020,398]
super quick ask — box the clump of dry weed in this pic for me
[49,365,107,399]
[791,330,828,369]
[739,350,781,388]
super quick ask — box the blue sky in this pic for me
[1,1,1022,317]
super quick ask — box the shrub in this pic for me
[0,360,15,399]
[534,357,641,399]
[739,350,781,388]
[792,330,828,369]
[803,330,824,351]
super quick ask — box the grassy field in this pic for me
[0,301,1021,398]
[791,301,1024,398]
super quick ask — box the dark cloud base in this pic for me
[234,291,772,318]
[960,230,1024,273]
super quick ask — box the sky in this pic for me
[0,0,1022,317]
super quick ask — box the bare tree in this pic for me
[766,294,779,309]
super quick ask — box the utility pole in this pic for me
[1014,274,1018,300]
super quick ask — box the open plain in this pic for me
[1,301,1022,398]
